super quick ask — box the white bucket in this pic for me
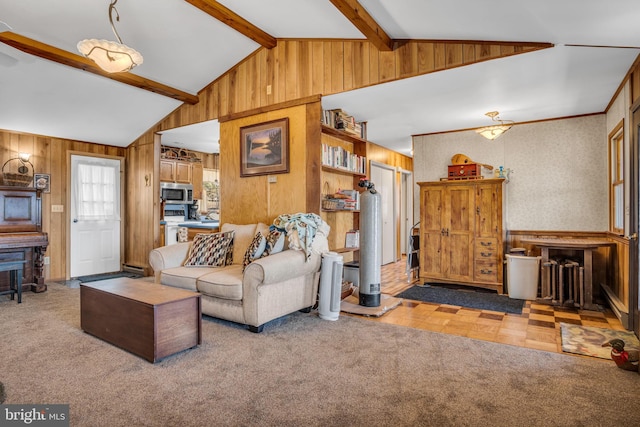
[505,254,541,300]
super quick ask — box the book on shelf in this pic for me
[336,189,360,210]
[321,143,366,174]
[345,230,360,249]
[322,108,368,140]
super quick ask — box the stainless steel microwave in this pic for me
[160,182,194,204]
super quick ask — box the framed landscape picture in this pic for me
[240,118,289,177]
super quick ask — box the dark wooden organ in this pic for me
[0,186,49,293]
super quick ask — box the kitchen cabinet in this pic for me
[418,179,504,293]
[160,159,192,184]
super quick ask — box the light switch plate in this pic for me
[52,205,64,212]
[268,176,277,183]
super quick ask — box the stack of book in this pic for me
[322,108,367,140]
[336,189,360,210]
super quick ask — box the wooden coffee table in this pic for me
[80,278,201,363]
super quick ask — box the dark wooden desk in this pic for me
[520,238,614,310]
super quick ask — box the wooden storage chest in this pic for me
[448,163,481,179]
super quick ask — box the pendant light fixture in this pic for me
[475,111,514,140]
[77,0,143,73]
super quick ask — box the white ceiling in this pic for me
[1,0,640,157]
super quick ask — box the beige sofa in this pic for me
[149,222,328,332]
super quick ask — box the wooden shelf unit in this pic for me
[320,125,367,260]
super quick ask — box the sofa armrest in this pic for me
[243,249,321,286]
[149,242,191,282]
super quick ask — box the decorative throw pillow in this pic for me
[263,229,285,256]
[243,232,267,269]
[184,231,234,267]
[177,227,189,243]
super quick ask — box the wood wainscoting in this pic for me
[507,230,630,327]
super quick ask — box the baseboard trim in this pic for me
[601,283,630,329]
[122,264,146,275]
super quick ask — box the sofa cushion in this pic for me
[243,232,266,269]
[161,266,221,291]
[184,231,234,267]
[221,223,257,265]
[197,264,244,300]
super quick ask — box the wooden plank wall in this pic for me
[0,129,126,281]
[218,101,320,226]
[152,39,550,132]
[632,58,640,104]
[122,39,549,271]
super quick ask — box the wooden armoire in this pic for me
[418,178,505,294]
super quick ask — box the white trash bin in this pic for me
[505,254,541,300]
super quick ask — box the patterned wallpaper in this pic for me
[412,115,608,231]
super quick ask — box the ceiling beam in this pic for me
[0,32,199,105]
[185,0,277,49]
[330,0,394,52]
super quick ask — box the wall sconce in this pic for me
[476,111,514,140]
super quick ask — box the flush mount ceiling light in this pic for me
[475,111,514,140]
[77,0,142,73]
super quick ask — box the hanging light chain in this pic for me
[109,0,124,45]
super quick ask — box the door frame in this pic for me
[370,160,397,263]
[399,168,414,256]
[66,152,125,280]
[630,99,640,336]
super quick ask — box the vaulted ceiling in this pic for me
[1,0,640,157]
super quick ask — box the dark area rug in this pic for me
[76,271,143,283]
[396,283,525,314]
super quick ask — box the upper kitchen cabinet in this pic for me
[159,147,203,186]
[160,159,192,183]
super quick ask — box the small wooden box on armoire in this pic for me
[447,163,481,179]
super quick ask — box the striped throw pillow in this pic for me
[184,231,234,267]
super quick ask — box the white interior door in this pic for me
[370,162,396,265]
[70,155,122,278]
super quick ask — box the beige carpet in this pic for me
[2,283,640,426]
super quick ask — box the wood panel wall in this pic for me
[219,100,321,225]
[152,39,549,132]
[0,129,126,281]
[631,57,640,104]
[122,39,548,271]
